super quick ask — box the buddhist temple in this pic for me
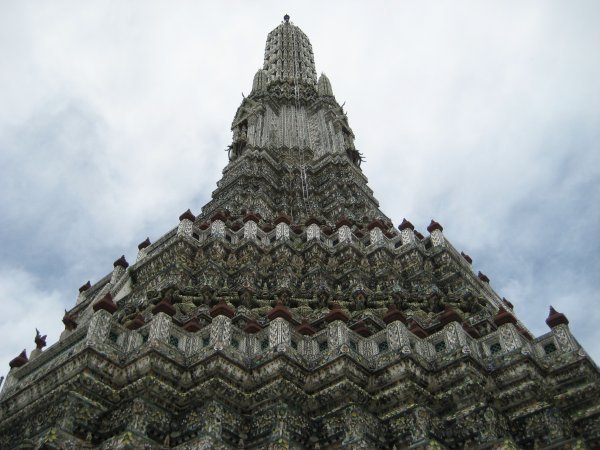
[1,15,598,449]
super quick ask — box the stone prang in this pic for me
[1,16,599,450]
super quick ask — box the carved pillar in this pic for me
[551,324,576,352]
[444,321,471,353]
[276,222,290,240]
[110,256,128,285]
[429,229,444,247]
[76,281,91,305]
[149,312,172,343]
[399,219,416,245]
[269,317,291,350]
[338,225,352,243]
[328,321,348,348]
[86,309,113,346]
[497,323,522,353]
[211,219,226,239]
[178,216,194,237]
[307,223,320,241]
[369,227,384,245]
[210,315,232,350]
[386,321,412,353]
[243,219,258,240]
[136,237,151,262]
[123,330,144,353]
[427,220,445,247]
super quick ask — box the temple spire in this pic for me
[263,17,317,86]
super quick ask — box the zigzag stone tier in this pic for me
[1,16,599,450]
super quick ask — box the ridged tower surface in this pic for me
[1,16,599,450]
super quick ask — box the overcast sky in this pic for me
[1,1,599,375]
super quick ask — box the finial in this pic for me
[284,14,290,23]
[427,219,443,233]
[34,328,47,350]
[546,305,569,328]
[113,255,129,269]
[9,350,28,368]
[398,218,414,231]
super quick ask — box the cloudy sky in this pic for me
[1,1,599,375]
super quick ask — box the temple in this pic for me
[1,16,599,449]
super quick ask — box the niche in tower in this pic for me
[343,129,363,167]
[229,119,248,161]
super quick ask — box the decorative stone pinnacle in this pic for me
[350,320,371,337]
[152,298,176,317]
[462,321,480,338]
[211,211,227,222]
[210,302,235,319]
[414,230,424,240]
[137,237,151,250]
[183,318,202,333]
[383,304,406,324]
[546,306,569,328]
[367,219,386,231]
[502,298,514,310]
[9,350,28,369]
[78,281,91,293]
[305,216,322,226]
[126,314,145,330]
[296,320,316,336]
[113,255,129,269]
[494,307,516,327]
[267,301,293,322]
[274,213,292,225]
[179,209,195,222]
[284,14,290,23]
[478,271,490,283]
[325,304,349,323]
[62,310,77,330]
[335,217,353,228]
[34,329,47,350]
[461,252,473,264]
[440,305,461,325]
[93,293,118,314]
[398,218,414,231]
[243,212,261,223]
[409,320,428,338]
[264,16,317,87]
[427,219,443,233]
[243,319,263,334]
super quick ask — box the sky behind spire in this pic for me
[0,1,599,372]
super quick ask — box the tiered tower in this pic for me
[1,16,599,449]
